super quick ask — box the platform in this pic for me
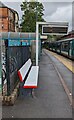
[2,49,72,118]
[46,49,74,73]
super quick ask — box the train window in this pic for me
[70,41,72,49]
[57,43,61,50]
[61,42,69,52]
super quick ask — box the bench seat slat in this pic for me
[18,59,32,82]
[23,66,39,88]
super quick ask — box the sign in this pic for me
[8,40,21,46]
[42,23,68,35]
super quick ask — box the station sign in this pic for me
[8,40,30,46]
[42,23,68,35]
[8,40,21,46]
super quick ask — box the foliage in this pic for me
[47,35,58,41]
[20,0,45,32]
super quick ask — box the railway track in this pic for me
[43,49,73,107]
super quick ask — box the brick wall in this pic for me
[0,7,15,32]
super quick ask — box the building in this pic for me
[58,30,74,40]
[13,10,19,32]
[0,2,19,32]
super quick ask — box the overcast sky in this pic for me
[1,0,73,32]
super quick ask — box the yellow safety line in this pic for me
[45,49,74,73]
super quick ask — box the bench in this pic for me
[18,59,39,89]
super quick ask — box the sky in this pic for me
[0,0,73,32]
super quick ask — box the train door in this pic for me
[61,41,69,56]
[71,40,74,59]
[69,40,72,58]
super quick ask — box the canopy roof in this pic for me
[0,32,39,40]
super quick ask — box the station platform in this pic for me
[46,49,74,73]
[2,49,72,118]
[44,49,72,94]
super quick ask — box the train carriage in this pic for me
[58,38,74,59]
[44,38,74,60]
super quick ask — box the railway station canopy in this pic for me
[0,32,37,40]
[0,32,40,47]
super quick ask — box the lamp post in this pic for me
[36,0,38,66]
[36,22,39,66]
[36,22,68,66]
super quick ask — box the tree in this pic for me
[20,0,45,32]
[47,35,61,42]
[47,35,56,42]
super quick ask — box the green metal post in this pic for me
[6,33,10,96]
[6,41,10,96]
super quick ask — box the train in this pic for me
[43,38,74,60]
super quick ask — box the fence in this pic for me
[2,40,30,96]
[1,32,41,96]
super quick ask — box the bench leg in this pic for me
[19,87,24,96]
[31,88,33,96]
[31,88,36,98]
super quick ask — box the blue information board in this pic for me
[8,40,21,46]
[22,42,30,46]
[8,40,30,46]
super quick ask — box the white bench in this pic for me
[18,59,32,82]
[23,66,39,88]
[18,59,39,89]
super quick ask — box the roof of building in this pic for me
[57,30,74,40]
[0,1,19,19]
[0,1,6,7]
